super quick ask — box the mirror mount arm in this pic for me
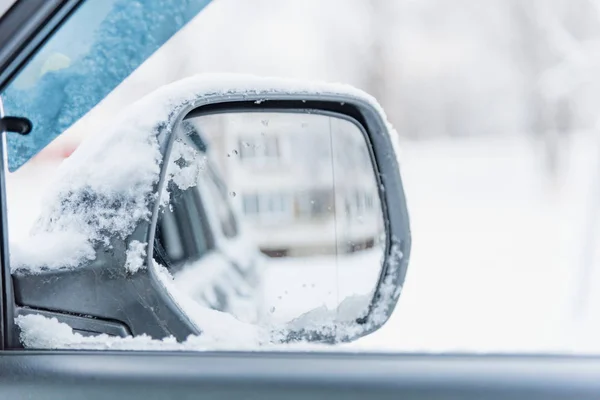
[0,116,31,135]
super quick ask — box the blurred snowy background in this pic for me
[8,0,600,352]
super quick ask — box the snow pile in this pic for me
[153,260,267,345]
[16,314,170,351]
[9,230,94,274]
[15,314,262,351]
[278,244,402,341]
[14,313,348,352]
[279,295,372,341]
[161,134,208,206]
[124,240,147,274]
[11,73,391,273]
[173,253,262,324]
[261,247,383,325]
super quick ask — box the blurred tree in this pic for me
[508,0,600,182]
[364,0,388,106]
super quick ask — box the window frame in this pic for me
[0,0,86,350]
[241,191,293,223]
[237,134,281,166]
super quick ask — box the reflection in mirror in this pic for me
[154,111,385,335]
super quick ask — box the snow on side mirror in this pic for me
[10,74,411,350]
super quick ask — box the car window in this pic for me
[6,0,600,355]
[1,0,213,170]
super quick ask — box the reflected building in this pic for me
[192,112,384,257]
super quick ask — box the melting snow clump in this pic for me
[11,230,95,273]
[160,136,208,206]
[124,240,147,273]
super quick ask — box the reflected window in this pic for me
[242,192,291,221]
[238,136,280,163]
[243,194,259,215]
[296,190,335,219]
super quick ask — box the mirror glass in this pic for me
[154,111,385,334]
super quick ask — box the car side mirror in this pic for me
[10,74,411,349]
